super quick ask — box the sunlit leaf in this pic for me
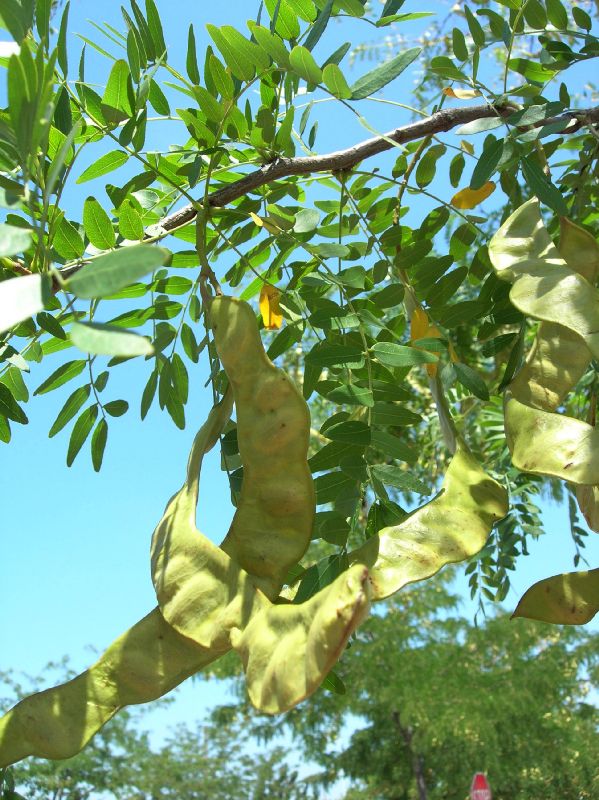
[451,181,495,209]
[70,322,154,357]
[0,274,51,334]
[67,245,170,299]
[259,284,283,330]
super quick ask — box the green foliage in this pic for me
[219,576,599,800]
[0,0,599,768]
[0,663,310,800]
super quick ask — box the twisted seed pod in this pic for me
[489,201,599,624]
[350,445,508,600]
[0,608,221,767]
[0,398,240,768]
[489,200,599,485]
[512,568,599,625]
[230,565,370,713]
[150,391,269,649]
[209,296,314,599]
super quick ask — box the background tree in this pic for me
[213,575,599,800]
[1,0,599,783]
[0,664,309,800]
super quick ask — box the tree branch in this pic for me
[57,103,599,280]
[158,103,599,232]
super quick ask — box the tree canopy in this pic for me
[225,576,598,799]
[1,0,599,779]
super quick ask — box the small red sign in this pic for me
[470,772,492,800]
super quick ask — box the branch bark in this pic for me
[392,710,428,800]
[158,103,599,232]
[56,102,599,280]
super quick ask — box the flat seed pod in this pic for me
[350,446,508,600]
[0,608,221,767]
[231,565,370,714]
[150,390,272,648]
[512,569,599,625]
[209,297,315,599]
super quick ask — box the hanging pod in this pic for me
[489,199,599,623]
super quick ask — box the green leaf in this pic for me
[0,274,51,334]
[326,383,374,407]
[104,399,128,417]
[304,0,333,50]
[0,223,32,257]
[306,343,364,368]
[67,405,98,466]
[289,45,322,84]
[77,150,129,184]
[453,362,489,400]
[294,208,320,233]
[372,402,421,426]
[91,417,108,472]
[148,79,170,115]
[101,59,133,124]
[0,383,27,424]
[456,117,503,135]
[325,420,371,445]
[140,368,158,419]
[452,27,468,61]
[248,23,290,68]
[35,0,51,42]
[371,464,430,494]
[67,245,170,299]
[53,217,85,259]
[48,384,91,437]
[171,353,189,404]
[521,157,568,216]
[37,311,66,340]
[371,342,438,367]
[34,360,86,396]
[206,24,267,82]
[83,196,116,250]
[186,24,200,84]
[118,200,144,241]
[322,63,352,99]
[145,0,166,59]
[464,5,485,46]
[321,670,346,695]
[470,138,504,190]
[508,58,557,84]
[370,429,417,463]
[0,365,29,402]
[70,322,154,357]
[350,47,420,100]
[415,144,446,188]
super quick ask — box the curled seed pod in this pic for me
[489,200,599,485]
[350,445,508,600]
[209,296,315,599]
[231,565,370,714]
[150,390,269,649]
[512,568,599,625]
[0,608,221,768]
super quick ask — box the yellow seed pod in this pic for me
[209,296,315,599]
[0,608,221,767]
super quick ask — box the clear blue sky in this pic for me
[1,0,598,746]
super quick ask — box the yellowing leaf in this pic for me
[451,181,495,209]
[460,139,475,155]
[443,87,482,99]
[249,212,264,227]
[410,307,446,377]
[259,284,283,330]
